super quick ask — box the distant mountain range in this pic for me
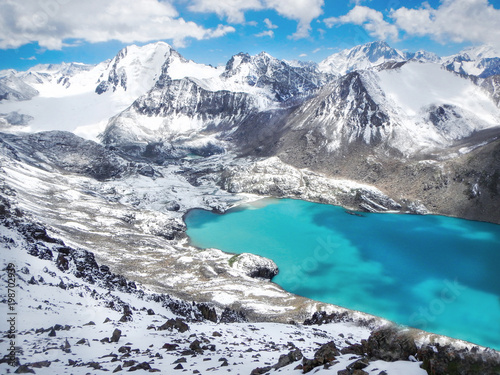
[1,40,500,223]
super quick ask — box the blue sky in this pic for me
[1,0,499,71]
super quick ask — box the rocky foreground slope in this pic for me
[2,194,500,375]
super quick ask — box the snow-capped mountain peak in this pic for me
[443,44,500,78]
[95,42,174,96]
[319,41,407,76]
[409,50,441,63]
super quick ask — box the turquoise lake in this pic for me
[185,198,500,350]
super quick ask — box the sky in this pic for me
[1,0,500,71]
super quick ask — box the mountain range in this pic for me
[1,40,499,222]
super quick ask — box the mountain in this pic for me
[101,49,330,147]
[0,73,39,101]
[1,40,499,222]
[443,45,500,78]
[0,43,186,139]
[239,61,500,156]
[318,41,409,75]
[409,50,441,63]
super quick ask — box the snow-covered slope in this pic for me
[100,51,329,146]
[443,45,500,78]
[0,42,195,140]
[319,41,408,76]
[0,74,39,101]
[285,61,500,155]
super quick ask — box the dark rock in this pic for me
[87,362,102,369]
[76,338,87,345]
[341,343,365,356]
[250,366,273,375]
[113,365,122,373]
[56,253,70,271]
[83,321,96,326]
[212,331,222,337]
[304,311,351,326]
[173,357,187,364]
[48,328,56,337]
[189,339,203,353]
[347,358,370,370]
[196,303,217,322]
[173,364,183,370]
[314,341,340,363]
[165,201,181,211]
[118,346,131,353]
[157,318,189,333]
[219,307,247,323]
[14,365,35,374]
[110,328,122,343]
[129,362,151,371]
[138,165,155,177]
[119,305,133,322]
[418,343,500,375]
[123,360,136,367]
[337,370,350,375]
[162,343,179,351]
[29,360,51,368]
[147,308,155,315]
[275,348,303,370]
[365,326,417,362]
[302,341,340,373]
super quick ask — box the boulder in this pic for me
[231,253,278,280]
[110,328,122,343]
[365,326,417,362]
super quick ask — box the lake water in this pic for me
[185,198,500,350]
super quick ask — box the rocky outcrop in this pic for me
[220,157,403,213]
[0,131,127,180]
[0,74,39,101]
[230,253,279,280]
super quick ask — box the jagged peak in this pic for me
[457,44,500,60]
[113,41,175,63]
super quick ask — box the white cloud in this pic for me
[264,18,278,29]
[0,0,235,50]
[324,6,398,41]
[265,0,324,39]
[187,0,263,24]
[188,0,324,39]
[312,47,321,53]
[255,30,274,38]
[324,0,500,49]
[391,0,500,48]
[299,53,307,57]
